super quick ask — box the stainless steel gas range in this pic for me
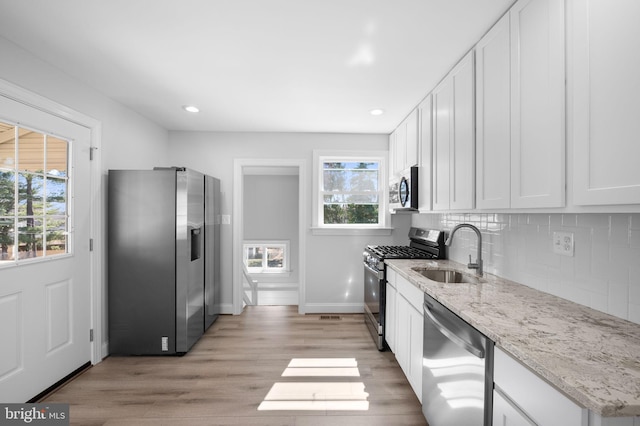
[363,227,445,350]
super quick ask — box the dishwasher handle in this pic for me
[424,301,485,359]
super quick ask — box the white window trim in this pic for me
[243,240,291,276]
[311,150,391,236]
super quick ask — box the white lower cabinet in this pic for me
[493,388,536,426]
[394,275,424,403]
[385,271,424,403]
[494,347,587,426]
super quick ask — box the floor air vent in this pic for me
[319,315,341,320]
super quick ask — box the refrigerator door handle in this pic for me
[190,227,202,261]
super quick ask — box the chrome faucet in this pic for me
[445,223,483,276]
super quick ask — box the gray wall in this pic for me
[0,36,170,354]
[167,131,412,312]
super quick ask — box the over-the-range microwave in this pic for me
[389,166,418,213]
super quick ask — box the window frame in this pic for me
[243,240,290,275]
[312,150,390,235]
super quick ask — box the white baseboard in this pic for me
[219,303,235,315]
[301,303,364,314]
[101,342,109,360]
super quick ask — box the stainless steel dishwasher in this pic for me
[422,293,494,426]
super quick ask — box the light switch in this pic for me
[553,231,574,257]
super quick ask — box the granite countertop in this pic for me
[385,259,640,418]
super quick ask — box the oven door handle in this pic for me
[424,301,484,359]
[364,262,384,280]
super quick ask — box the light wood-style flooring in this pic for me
[43,306,427,425]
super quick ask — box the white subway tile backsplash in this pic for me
[608,282,630,319]
[630,229,640,249]
[629,276,640,306]
[629,304,640,324]
[610,215,631,245]
[411,213,640,324]
[562,214,578,228]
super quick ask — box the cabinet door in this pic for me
[408,304,423,403]
[405,109,419,169]
[395,295,410,373]
[418,95,433,211]
[385,282,397,353]
[493,389,535,426]
[571,0,640,205]
[389,131,397,178]
[450,50,476,210]
[494,347,587,426]
[432,77,452,210]
[394,292,424,403]
[510,0,565,208]
[476,13,511,209]
[395,121,407,174]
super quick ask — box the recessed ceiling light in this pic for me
[369,109,384,116]
[183,105,200,113]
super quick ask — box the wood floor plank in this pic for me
[43,306,427,425]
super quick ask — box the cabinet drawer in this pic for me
[494,347,586,426]
[386,267,397,288]
[397,275,423,312]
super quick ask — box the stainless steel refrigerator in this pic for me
[108,167,220,355]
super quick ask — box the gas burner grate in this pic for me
[366,245,434,259]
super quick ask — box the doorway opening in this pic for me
[232,159,307,314]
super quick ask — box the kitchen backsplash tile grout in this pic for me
[412,213,640,324]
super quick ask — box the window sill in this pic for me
[310,227,394,236]
[245,271,292,278]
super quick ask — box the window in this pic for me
[0,121,70,265]
[243,241,289,274]
[313,151,387,231]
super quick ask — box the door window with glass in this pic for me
[0,121,70,264]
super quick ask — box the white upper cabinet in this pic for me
[389,109,419,178]
[405,109,419,170]
[510,0,565,208]
[433,73,452,210]
[418,94,433,211]
[394,119,407,174]
[451,51,476,210]
[476,13,511,210]
[433,50,476,211]
[570,0,640,206]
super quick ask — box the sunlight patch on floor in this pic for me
[258,358,369,411]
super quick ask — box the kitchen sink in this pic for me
[412,268,482,284]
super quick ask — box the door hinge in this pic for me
[89,329,94,342]
[90,146,97,160]
[89,238,94,251]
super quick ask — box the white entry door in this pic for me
[0,94,92,402]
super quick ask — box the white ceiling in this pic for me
[0,0,514,134]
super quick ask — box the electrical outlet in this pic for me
[553,231,574,257]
